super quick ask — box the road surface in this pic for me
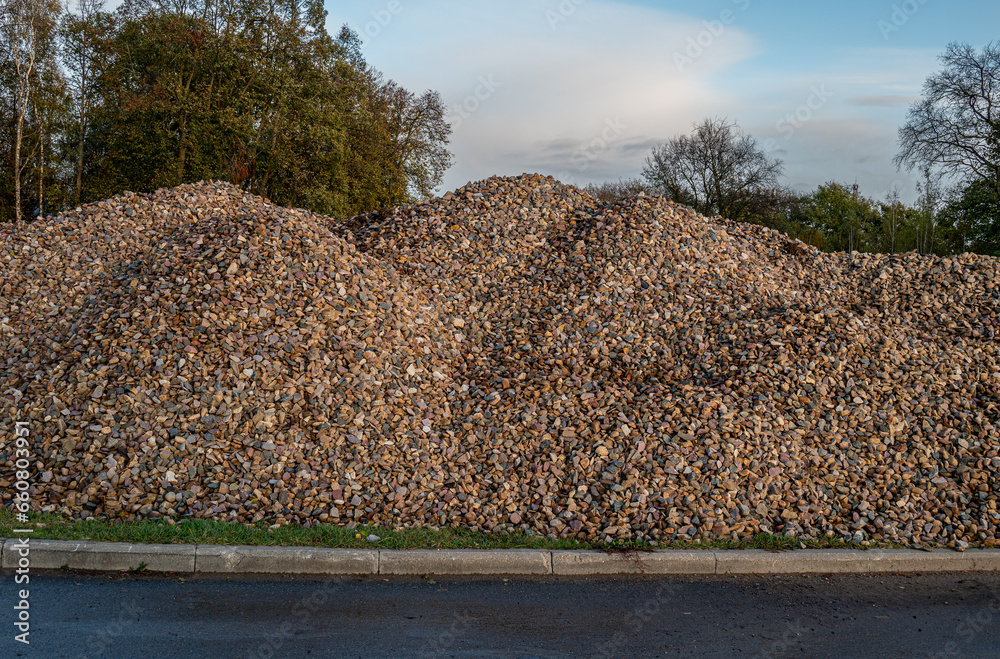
[2,570,998,658]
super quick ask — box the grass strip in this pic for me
[0,511,915,552]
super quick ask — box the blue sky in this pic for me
[333,1,999,202]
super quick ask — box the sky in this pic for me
[325,0,1000,203]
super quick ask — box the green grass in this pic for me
[0,511,906,551]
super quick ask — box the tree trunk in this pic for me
[35,103,43,218]
[177,119,187,184]
[14,104,23,225]
[38,127,43,218]
[76,123,85,204]
[10,0,38,226]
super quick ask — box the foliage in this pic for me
[0,0,66,223]
[0,0,452,221]
[937,178,1000,256]
[795,183,880,253]
[631,44,1000,258]
[737,188,827,249]
[60,0,110,205]
[593,172,977,257]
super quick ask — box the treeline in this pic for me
[586,174,962,255]
[590,171,997,258]
[598,41,1000,258]
[0,0,451,223]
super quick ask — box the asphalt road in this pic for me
[1,570,999,658]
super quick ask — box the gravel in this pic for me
[2,175,998,548]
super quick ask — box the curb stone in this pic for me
[553,550,715,575]
[1,539,195,572]
[379,549,552,575]
[195,545,377,574]
[1,539,998,575]
[867,549,1000,573]
[715,549,872,574]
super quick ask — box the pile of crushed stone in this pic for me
[2,175,998,548]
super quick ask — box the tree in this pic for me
[0,0,451,221]
[909,167,943,255]
[339,45,452,210]
[895,42,1000,195]
[0,0,62,223]
[60,0,110,205]
[375,81,452,204]
[3,0,37,223]
[2,0,36,224]
[798,183,879,253]
[583,178,655,203]
[879,187,907,255]
[642,117,783,222]
[749,188,828,249]
[937,179,1000,256]
[27,41,68,218]
[78,3,449,216]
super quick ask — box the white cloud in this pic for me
[94,2,939,203]
[329,0,759,191]
[846,95,919,107]
[712,46,943,203]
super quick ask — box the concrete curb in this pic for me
[2,539,194,572]
[380,549,552,575]
[1,539,998,575]
[195,545,377,574]
[867,549,1000,573]
[716,549,872,574]
[553,550,715,575]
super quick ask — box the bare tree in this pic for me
[642,117,783,222]
[583,178,655,204]
[895,42,1000,194]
